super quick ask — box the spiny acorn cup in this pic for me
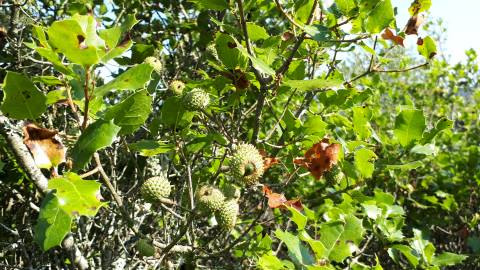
[141,175,171,203]
[324,165,345,184]
[183,88,210,111]
[215,199,239,231]
[136,238,155,257]
[195,185,225,213]
[169,80,185,96]
[230,143,264,186]
[144,56,163,74]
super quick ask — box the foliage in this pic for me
[0,0,478,269]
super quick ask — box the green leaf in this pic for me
[364,0,394,34]
[417,36,437,59]
[295,0,315,23]
[48,172,104,217]
[411,229,435,264]
[317,216,364,262]
[34,192,72,251]
[129,140,175,156]
[246,22,269,41]
[160,96,194,128]
[215,33,248,69]
[384,161,423,170]
[1,71,47,120]
[335,0,357,15]
[354,148,377,178]
[410,144,438,156]
[352,106,372,140]
[284,78,343,91]
[71,119,121,171]
[189,0,229,11]
[47,15,105,66]
[287,206,308,230]
[275,229,315,266]
[409,0,432,15]
[32,75,63,86]
[258,252,288,270]
[104,90,152,135]
[388,245,419,267]
[432,252,467,266]
[421,118,453,144]
[94,63,154,97]
[46,89,67,105]
[25,42,73,75]
[304,116,327,137]
[394,109,426,147]
[98,14,137,63]
[235,42,276,76]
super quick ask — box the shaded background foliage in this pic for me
[0,0,479,269]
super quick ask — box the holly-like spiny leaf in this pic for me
[34,192,72,251]
[71,119,121,171]
[48,172,104,217]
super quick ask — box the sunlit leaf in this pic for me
[1,72,47,120]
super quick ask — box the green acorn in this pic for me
[222,184,241,200]
[141,175,171,203]
[144,56,163,74]
[136,238,155,257]
[183,88,210,111]
[215,199,239,230]
[324,165,344,184]
[230,143,264,185]
[195,185,225,213]
[169,80,185,96]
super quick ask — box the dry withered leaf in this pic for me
[294,138,340,180]
[263,185,303,211]
[259,149,279,171]
[281,31,294,41]
[23,123,67,171]
[381,28,404,46]
[405,14,425,35]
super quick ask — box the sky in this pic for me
[391,0,480,62]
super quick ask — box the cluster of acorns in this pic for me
[144,56,210,112]
[139,143,265,232]
[194,143,264,230]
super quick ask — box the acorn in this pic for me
[140,175,171,203]
[144,56,162,74]
[182,88,210,111]
[195,185,225,213]
[169,80,185,96]
[230,143,264,185]
[215,199,239,230]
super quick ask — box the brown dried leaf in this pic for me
[23,123,67,170]
[294,138,340,180]
[405,14,425,35]
[381,28,404,46]
[259,149,279,171]
[263,185,303,211]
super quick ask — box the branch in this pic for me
[373,62,429,73]
[0,116,89,270]
[0,116,48,192]
[273,0,304,29]
[275,0,318,76]
[160,211,197,258]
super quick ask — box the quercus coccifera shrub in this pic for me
[0,0,476,269]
